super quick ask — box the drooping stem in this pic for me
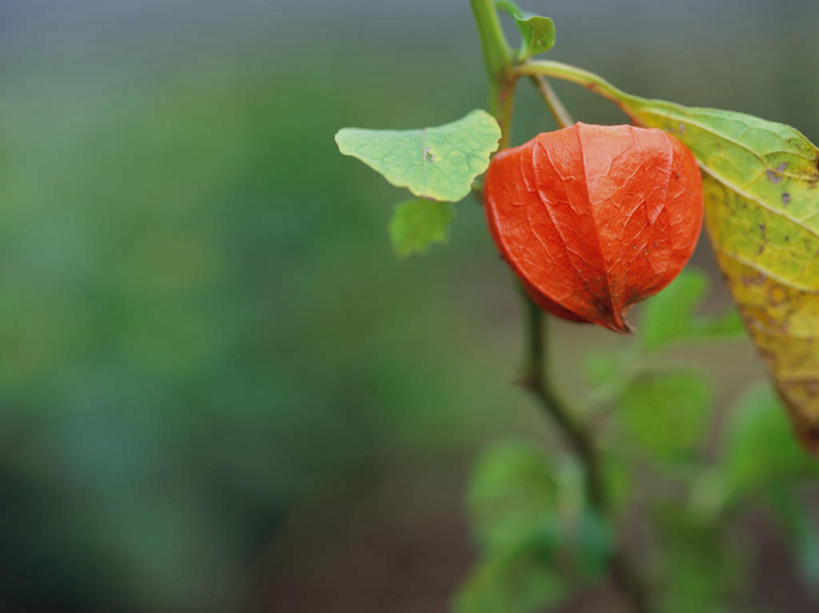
[520,293,605,509]
[516,59,634,107]
[522,293,649,613]
[531,75,574,128]
[469,3,650,611]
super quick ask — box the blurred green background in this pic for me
[1,1,818,611]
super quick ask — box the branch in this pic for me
[521,292,650,613]
[469,0,516,148]
[515,59,634,107]
[530,75,574,128]
[519,292,605,508]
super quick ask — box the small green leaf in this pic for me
[651,505,744,613]
[766,488,819,594]
[640,268,745,350]
[696,309,745,338]
[620,371,712,460]
[454,544,566,613]
[641,270,707,349]
[574,509,614,579]
[721,384,819,501]
[582,348,634,409]
[583,350,621,388]
[467,441,558,550]
[335,110,501,202]
[463,442,612,611]
[496,1,556,60]
[388,198,453,258]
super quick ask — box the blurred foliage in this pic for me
[639,270,745,351]
[457,442,610,613]
[0,36,513,613]
[457,268,819,613]
[619,370,711,462]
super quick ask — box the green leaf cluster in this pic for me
[640,270,745,351]
[462,267,819,612]
[335,110,500,258]
[456,442,611,613]
[576,268,819,610]
[333,1,559,259]
[619,371,712,462]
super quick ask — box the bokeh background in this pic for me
[1,1,818,611]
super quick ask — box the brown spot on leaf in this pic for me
[766,170,782,183]
[423,147,435,163]
[782,192,790,205]
[742,273,766,287]
[766,162,788,183]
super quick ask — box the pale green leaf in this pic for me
[335,110,501,202]
[721,384,819,501]
[640,268,745,350]
[574,509,614,579]
[583,350,620,388]
[467,441,559,550]
[496,1,556,60]
[766,488,819,594]
[651,505,744,613]
[463,442,612,611]
[454,545,565,613]
[388,198,453,258]
[620,371,712,460]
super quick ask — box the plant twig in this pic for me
[515,59,636,108]
[530,75,574,128]
[520,293,605,507]
[469,0,516,148]
[469,2,651,610]
[521,293,650,613]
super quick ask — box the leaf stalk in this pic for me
[469,3,651,611]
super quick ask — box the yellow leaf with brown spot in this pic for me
[612,95,819,452]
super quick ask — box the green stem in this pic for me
[469,0,515,147]
[522,295,650,613]
[521,293,605,509]
[515,59,633,107]
[469,4,650,611]
[530,75,574,128]
[469,0,512,85]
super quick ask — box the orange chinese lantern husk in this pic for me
[484,123,704,333]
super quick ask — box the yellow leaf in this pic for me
[615,98,819,452]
